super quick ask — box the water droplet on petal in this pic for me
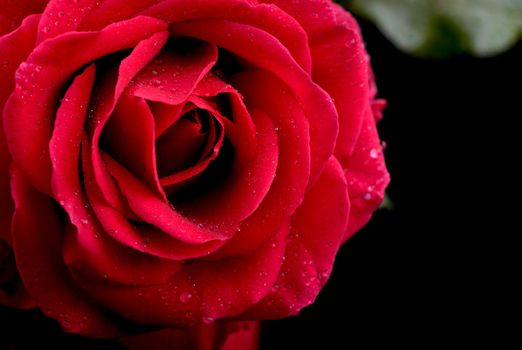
[202,316,214,324]
[370,148,379,159]
[363,193,372,201]
[179,292,192,304]
[80,218,89,225]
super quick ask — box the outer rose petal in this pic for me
[341,106,390,241]
[0,239,34,309]
[241,157,349,318]
[264,0,370,156]
[51,65,181,287]
[0,0,47,36]
[36,0,104,43]
[120,321,260,350]
[0,14,39,244]
[69,224,287,326]
[10,165,121,337]
[216,71,311,257]
[3,16,167,195]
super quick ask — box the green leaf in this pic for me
[379,193,395,211]
[347,0,522,57]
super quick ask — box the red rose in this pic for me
[0,0,389,345]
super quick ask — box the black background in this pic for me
[1,15,519,349]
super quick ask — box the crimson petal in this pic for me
[241,157,349,318]
[71,222,288,326]
[128,43,218,105]
[103,93,163,197]
[217,71,310,257]
[10,165,121,337]
[0,0,47,36]
[341,107,390,241]
[3,16,167,194]
[170,18,337,183]
[0,15,40,243]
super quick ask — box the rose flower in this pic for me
[0,0,389,347]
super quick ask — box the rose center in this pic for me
[156,108,220,176]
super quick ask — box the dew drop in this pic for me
[369,148,379,159]
[151,70,158,75]
[202,316,215,324]
[179,292,192,304]
[363,193,372,201]
[80,218,89,225]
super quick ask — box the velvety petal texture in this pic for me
[0,0,389,347]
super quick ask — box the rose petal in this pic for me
[193,74,257,160]
[241,157,349,319]
[128,43,218,105]
[102,93,163,197]
[50,65,180,286]
[155,110,210,177]
[71,136,183,285]
[10,165,121,337]
[71,222,287,326]
[159,108,225,192]
[83,1,311,72]
[106,156,232,244]
[0,0,47,36]
[88,29,169,209]
[340,106,390,241]
[170,108,278,232]
[148,100,188,137]
[216,71,310,257]
[311,14,369,158]
[79,0,163,30]
[170,18,337,183]
[3,15,167,194]
[120,321,260,350]
[266,0,371,156]
[0,14,40,244]
[36,0,103,43]
[94,207,224,260]
[0,239,35,309]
